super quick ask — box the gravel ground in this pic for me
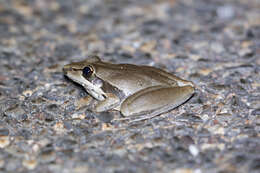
[0,0,259,172]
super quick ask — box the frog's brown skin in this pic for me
[63,56,195,120]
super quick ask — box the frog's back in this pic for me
[94,62,181,96]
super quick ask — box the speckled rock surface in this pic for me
[0,0,259,173]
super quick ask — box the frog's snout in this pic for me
[62,65,70,74]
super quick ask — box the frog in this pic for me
[63,55,195,121]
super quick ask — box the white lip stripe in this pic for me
[66,74,106,101]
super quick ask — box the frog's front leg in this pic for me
[120,85,194,118]
[94,93,120,112]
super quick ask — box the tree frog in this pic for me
[63,56,195,120]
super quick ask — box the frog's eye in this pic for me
[82,66,93,78]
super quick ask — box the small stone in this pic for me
[194,169,202,173]
[0,136,10,148]
[251,109,260,116]
[0,128,9,136]
[238,48,254,57]
[250,158,260,171]
[250,99,260,109]
[45,104,59,114]
[44,113,55,122]
[73,165,90,173]
[22,90,33,97]
[5,159,21,171]
[201,143,225,151]
[172,168,194,173]
[75,96,93,109]
[56,138,77,150]
[140,41,156,53]
[4,104,27,121]
[189,145,199,156]
[189,54,201,61]
[0,75,8,81]
[71,113,86,120]
[53,122,66,134]
[101,123,113,131]
[22,158,38,170]
[241,40,253,48]
[39,148,56,164]
[0,159,4,168]
[210,42,225,53]
[180,136,194,147]
[217,5,235,19]
[122,45,136,54]
[201,114,209,122]
[251,82,260,89]
[210,126,225,135]
[198,68,212,76]
[18,128,32,139]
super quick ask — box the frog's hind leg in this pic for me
[120,85,194,122]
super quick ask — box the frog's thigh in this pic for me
[120,86,194,117]
[94,93,120,112]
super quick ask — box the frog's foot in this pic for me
[120,85,194,120]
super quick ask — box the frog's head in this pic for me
[63,55,106,101]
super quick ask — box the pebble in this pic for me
[0,159,4,168]
[0,136,10,148]
[173,168,196,173]
[210,42,225,53]
[22,158,38,170]
[53,122,67,134]
[251,109,260,116]
[39,149,56,164]
[189,145,199,156]
[238,48,254,57]
[201,143,225,151]
[217,5,235,19]
[4,104,27,121]
[0,128,9,136]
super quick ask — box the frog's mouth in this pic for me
[65,72,107,101]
